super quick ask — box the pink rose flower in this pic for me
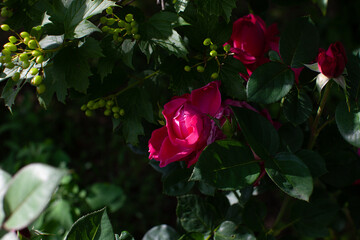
[226,14,279,76]
[318,42,347,78]
[148,81,225,167]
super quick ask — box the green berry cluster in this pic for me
[81,97,125,118]
[0,24,46,94]
[183,38,233,80]
[1,6,12,17]
[100,8,140,42]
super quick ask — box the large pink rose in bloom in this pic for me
[226,14,279,76]
[148,81,225,167]
[318,42,347,78]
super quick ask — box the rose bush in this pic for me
[226,13,279,77]
[148,81,227,167]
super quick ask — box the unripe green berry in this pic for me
[113,113,120,119]
[113,33,119,41]
[223,44,231,52]
[22,60,30,69]
[106,100,114,107]
[32,50,41,57]
[12,72,20,82]
[210,50,217,57]
[100,17,107,24]
[118,20,126,28]
[101,26,109,32]
[8,36,17,43]
[1,24,10,31]
[108,28,114,34]
[30,67,38,75]
[85,110,93,117]
[114,28,122,33]
[80,104,87,111]
[93,102,100,109]
[131,28,138,34]
[106,7,113,15]
[5,62,14,69]
[98,99,106,107]
[23,37,30,45]
[210,44,217,50]
[117,37,124,42]
[87,100,95,108]
[124,23,131,31]
[104,109,111,116]
[133,34,140,40]
[211,72,219,79]
[4,55,11,63]
[28,40,37,49]
[203,38,211,46]
[31,75,42,85]
[36,55,44,63]
[107,18,116,25]
[112,106,120,113]
[184,65,191,72]
[119,109,125,116]
[4,42,17,52]
[2,48,11,56]
[19,53,28,61]
[197,66,205,73]
[31,26,42,33]
[1,7,8,17]
[125,14,133,22]
[20,31,29,38]
[36,84,46,94]
[130,21,137,27]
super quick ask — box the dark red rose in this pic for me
[317,42,347,78]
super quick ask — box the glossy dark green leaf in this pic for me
[335,101,360,147]
[195,0,237,22]
[278,124,304,152]
[120,39,136,70]
[64,208,114,240]
[163,168,194,196]
[116,231,134,240]
[151,31,188,58]
[265,152,313,201]
[346,53,360,101]
[142,225,179,240]
[242,200,267,232]
[45,199,73,229]
[220,57,247,101]
[0,169,11,226]
[197,181,216,196]
[86,183,126,212]
[296,150,327,178]
[190,140,260,190]
[146,11,180,39]
[283,89,313,125]
[214,221,256,240]
[233,107,280,160]
[280,16,319,68]
[178,232,204,240]
[74,20,100,39]
[247,62,294,104]
[39,35,64,50]
[176,195,216,233]
[3,163,66,230]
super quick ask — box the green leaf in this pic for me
[176,195,216,233]
[116,231,134,240]
[146,11,181,39]
[1,76,26,111]
[74,20,100,39]
[195,0,237,22]
[0,169,11,226]
[52,46,92,93]
[151,30,188,58]
[246,62,294,104]
[190,140,260,190]
[296,150,327,178]
[86,183,126,212]
[39,35,64,50]
[3,163,66,230]
[178,232,205,240]
[142,225,180,240]
[283,89,313,125]
[233,107,280,160]
[279,16,319,68]
[120,39,136,70]
[242,200,267,232]
[80,37,104,58]
[64,208,114,240]
[0,231,18,240]
[265,152,313,201]
[335,101,360,147]
[163,168,194,196]
[214,221,256,240]
[45,199,73,229]
[346,53,360,101]
[278,124,304,152]
[220,57,247,101]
